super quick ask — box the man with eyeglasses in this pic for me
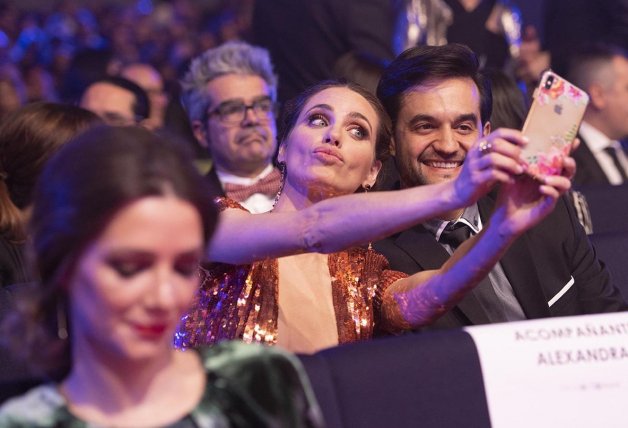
[181,41,281,213]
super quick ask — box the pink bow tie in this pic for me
[222,168,282,202]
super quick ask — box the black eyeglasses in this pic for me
[207,96,275,124]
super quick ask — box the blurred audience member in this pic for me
[0,63,26,121]
[23,64,58,103]
[121,62,168,131]
[0,126,322,427]
[181,41,281,213]
[484,67,526,129]
[332,51,386,96]
[443,0,521,70]
[400,0,522,71]
[568,44,628,186]
[0,102,101,288]
[59,47,121,104]
[517,0,628,89]
[251,0,402,102]
[79,76,150,126]
[0,1,260,116]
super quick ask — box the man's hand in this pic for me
[453,128,527,206]
[491,164,572,238]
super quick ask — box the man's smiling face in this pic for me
[394,77,489,187]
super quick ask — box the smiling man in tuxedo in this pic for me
[374,44,626,328]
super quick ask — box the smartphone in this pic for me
[521,70,589,177]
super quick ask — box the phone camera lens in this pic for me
[544,75,554,89]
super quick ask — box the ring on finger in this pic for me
[478,141,492,155]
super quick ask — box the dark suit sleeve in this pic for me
[562,196,628,312]
[373,236,423,275]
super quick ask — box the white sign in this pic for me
[465,312,628,428]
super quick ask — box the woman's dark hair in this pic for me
[278,79,392,167]
[377,43,493,126]
[4,125,219,377]
[0,102,102,243]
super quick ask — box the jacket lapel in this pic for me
[205,167,227,198]
[393,225,493,325]
[573,134,611,186]
[478,197,551,318]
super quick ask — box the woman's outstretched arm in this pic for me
[208,129,527,264]
[380,172,572,330]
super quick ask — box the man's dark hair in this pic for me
[567,43,628,92]
[377,44,492,126]
[60,48,115,104]
[85,76,151,122]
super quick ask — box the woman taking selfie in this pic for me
[0,126,322,427]
[177,80,574,354]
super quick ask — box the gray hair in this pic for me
[180,41,278,123]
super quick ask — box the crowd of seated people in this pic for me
[0,1,627,426]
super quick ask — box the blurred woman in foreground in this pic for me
[0,126,322,427]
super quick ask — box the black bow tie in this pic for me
[439,223,472,249]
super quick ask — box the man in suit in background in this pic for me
[79,76,150,127]
[374,44,626,329]
[120,62,168,132]
[567,44,628,186]
[181,41,281,213]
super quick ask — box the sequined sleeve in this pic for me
[214,196,247,211]
[174,197,258,349]
[175,261,260,349]
[368,250,407,337]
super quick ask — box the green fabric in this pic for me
[0,341,323,428]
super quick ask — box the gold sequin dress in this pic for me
[175,198,406,350]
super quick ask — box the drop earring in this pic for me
[57,298,68,340]
[272,162,286,209]
[362,183,373,250]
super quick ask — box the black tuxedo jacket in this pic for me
[205,167,226,199]
[572,134,613,186]
[374,194,627,329]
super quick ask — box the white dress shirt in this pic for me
[579,121,628,185]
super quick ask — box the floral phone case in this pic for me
[521,70,589,177]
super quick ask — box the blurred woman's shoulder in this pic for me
[0,384,70,427]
